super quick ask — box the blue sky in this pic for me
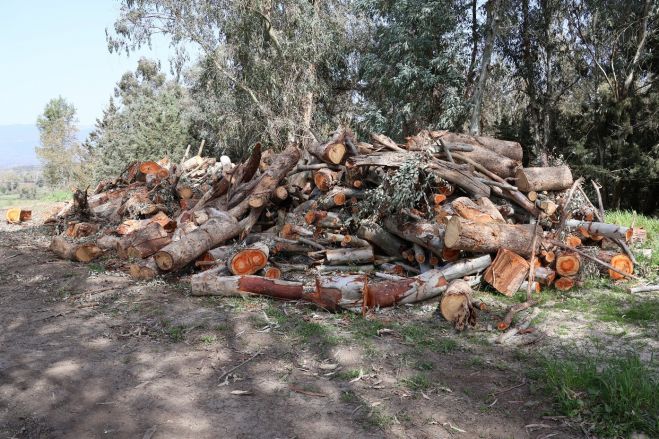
[0,0,172,126]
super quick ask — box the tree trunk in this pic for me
[357,222,406,257]
[515,166,573,192]
[313,168,340,192]
[440,279,477,331]
[383,217,445,257]
[325,247,374,265]
[444,216,539,257]
[452,196,502,223]
[118,222,171,259]
[565,219,632,242]
[556,252,581,277]
[469,0,501,135]
[228,242,270,275]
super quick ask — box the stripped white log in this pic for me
[565,219,633,242]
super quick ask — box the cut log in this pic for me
[263,266,282,279]
[554,277,575,291]
[452,197,499,223]
[515,166,573,192]
[6,208,32,224]
[313,168,340,192]
[304,210,343,229]
[357,222,406,257]
[439,279,477,331]
[117,211,176,235]
[565,219,632,242]
[412,244,426,264]
[444,217,539,257]
[340,235,371,248]
[541,250,556,265]
[118,222,171,259]
[139,161,162,175]
[484,248,530,297]
[443,139,520,178]
[96,234,120,251]
[519,281,541,293]
[154,210,258,272]
[195,245,232,269]
[438,132,523,161]
[176,185,195,200]
[325,247,374,265]
[308,139,346,165]
[228,242,270,275]
[565,235,582,248]
[272,186,289,202]
[128,257,160,280]
[556,252,581,277]
[50,236,102,262]
[433,194,447,205]
[383,217,445,256]
[595,250,634,280]
[476,197,505,223]
[442,247,460,262]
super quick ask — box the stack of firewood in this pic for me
[44,128,644,330]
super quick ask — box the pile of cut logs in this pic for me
[44,129,647,330]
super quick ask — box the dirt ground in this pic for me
[0,206,605,438]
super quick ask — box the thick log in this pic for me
[139,161,163,175]
[595,250,634,280]
[357,222,406,257]
[452,142,519,178]
[554,277,575,291]
[304,210,343,229]
[370,132,404,152]
[556,252,581,277]
[96,234,120,251]
[154,210,259,272]
[117,222,168,259]
[313,169,340,192]
[476,197,505,223]
[50,236,102,262]
[228,242,270,275]
[444,216,539,257]
[316,187,364,210]
[565,219,633,242]
[308,138,346,165]
[340,235,371,248]
[438,132,523,161]
[346,152,490,198]
[484,248,530,297]
[439,279,477,331]
[325,247,374,265]
[116,211,176,235]
[128,257,160,280]
[383,217,445,257]
[515,166,573,192]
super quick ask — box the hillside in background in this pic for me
[0,124,92,169]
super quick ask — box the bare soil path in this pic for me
[0,223,578,439]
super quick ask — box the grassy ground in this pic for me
[0,189,70,209]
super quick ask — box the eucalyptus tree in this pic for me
[108,0,358,153]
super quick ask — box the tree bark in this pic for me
[50,236,102,262]
[484,248,530,296]
[565,219,633,242]
[444,216,539,257]
[383,217,445,257]
[515,166,573,192]
[440,279,477,331]
[357,222,406,257]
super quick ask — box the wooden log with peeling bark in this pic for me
[515,166,573,192]
[116,211,176,235]
[228,242,270,275]
[308,137,346,165]
[119,222,172,259]
[383,217,445,257]
[357,222,406,257]
[565,219,633,242]
[441,138,520,178]
[439,279,478,331]
[325,246,374,265]
[484,248,530,297]
[50,236,102,262]
[444,216,539,257]
[438,132,523,161]
[96,234,120,251]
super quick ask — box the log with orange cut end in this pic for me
[556,252,580,277]
[228,242,270,275]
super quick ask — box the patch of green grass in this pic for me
[340,390,358,403]
[365,407,394,429]
[289,319,343,347]
[415,361,434,371]
[335,369,362,380]
[402,373,432,391]
[606,210,659,267]
[40,189,71,202]
[88,262,105,273]
[200,335,217,344]
[346,315,387,339]
[535,352,658,437]
[264,304,289,325]
[166,325,186,342]
[468,356,485,367]
[399,324,459,353]
[215,323,228,331]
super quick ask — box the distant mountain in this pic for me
[0,124,93,169]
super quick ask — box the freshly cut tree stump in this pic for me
[554,277,575,291]
[515,166,573,192]
[357,222,406,257]
[313,169,340,192]
[325,247,374,265]
[383,217,445,256]
[556,252,581,277]
[228,242,270,275]
[440,279,477,331]
[484,248,530,296]
[565,219,633,242]
[50,236,102,262]
[444,216,539,257]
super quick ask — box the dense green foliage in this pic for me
[84,59,191,179]
[41,0,654,212]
